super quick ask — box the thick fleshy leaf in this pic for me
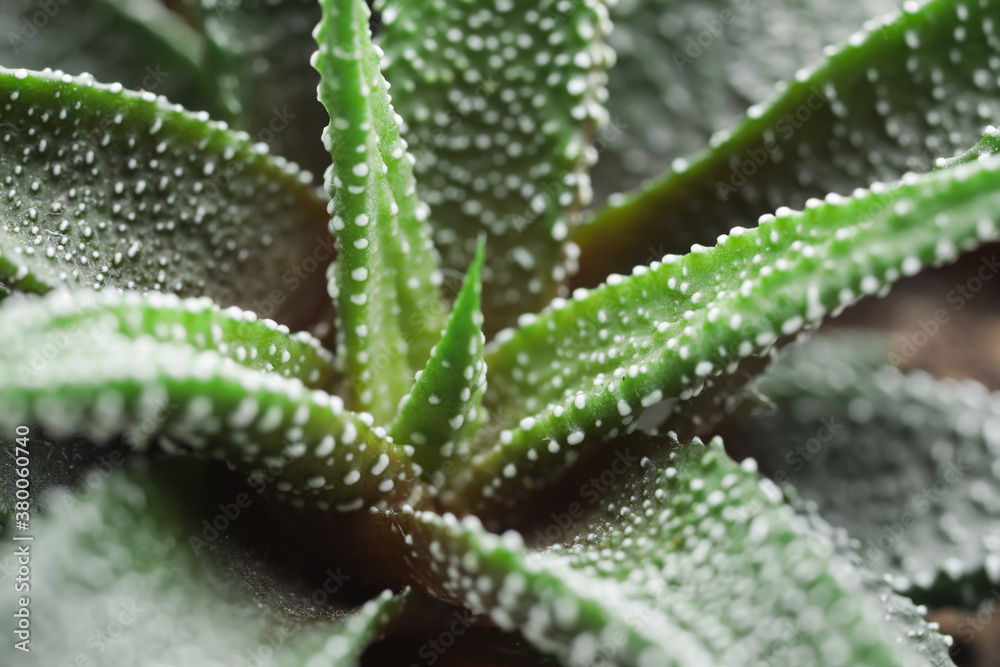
[190,0,330,173]
[390,242,487,484]
[574,0,1000,286]
[456,156,1000,514]
[313,0,447,424]
[0,295,422,513]
[6,290,335,388]
[728,333,1000,609]
[0,459,411,666]
[376,0,614,331]
[589,0,897,204]
[383,438,953,666]
[0,0,215,112]
[0,67,331,326]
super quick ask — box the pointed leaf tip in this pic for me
[314,0,446,423]
[391,241,487,486]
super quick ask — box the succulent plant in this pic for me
[2,0,1000,665]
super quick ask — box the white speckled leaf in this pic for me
[0,293,422,513]
[575,0,1000,286]
[385,439,953,667]
[730,333,1000,610]
[0,66,330,326]
[376,0,614,331]
[3,290,335,388]
[457,156,1000,514]
[0,460,411,666]
[313,0,448,424]
[390,242,487,485]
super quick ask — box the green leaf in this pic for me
[0,67,331,326]
[574,0,1000,286]
[7,290,335,389]
[728,333,1000,609]
[390,242,487,484]
[313,0,447,424]
[457,155,1000,514]
[0,0,216,113]
[0,293,423,513]
[190,0,331,173]
[0,459,412,666]
[387,438,953,666]
[589,0,898,205]
[375,0,614,331]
